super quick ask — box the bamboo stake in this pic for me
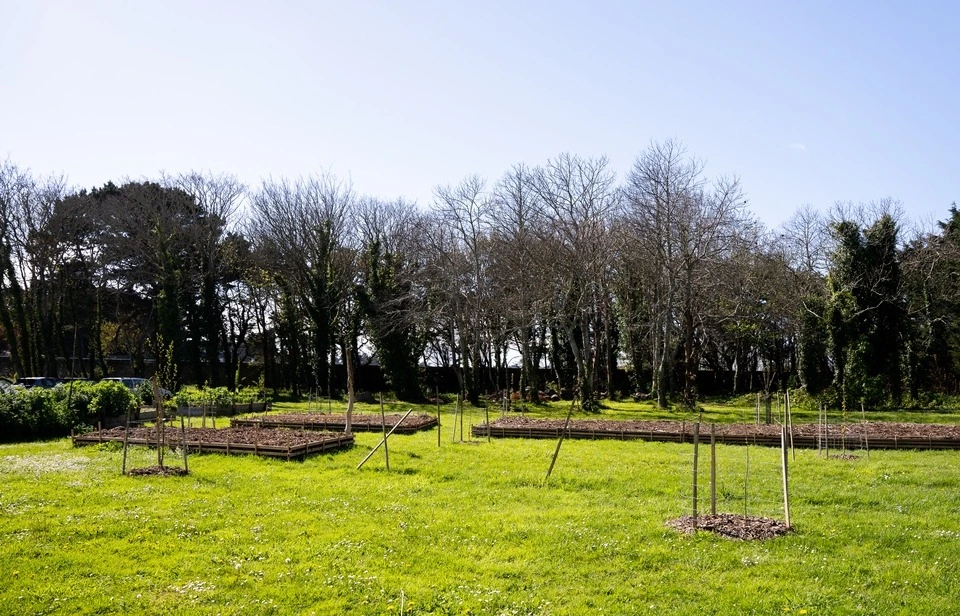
[692,422,700,526]
[825,406,830,460]
[744,445,750,518]
[436,387,441,448]
[787,389,795,461]
[710,423,716,515]
[781,423,791,528]
[358,409,414,469]
[380,393,390,471]
[485,403,491,443]
[862,401,870,459]
[180,415,189,474]
[122,406,131,475]
[452,395,459,443]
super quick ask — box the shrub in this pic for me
[173,386,268,408]
[135,380,155,405]
[51,381,98,427]
[89,381,136,420]
[0,388,66,443]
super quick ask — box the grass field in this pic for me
[2,400,960,614]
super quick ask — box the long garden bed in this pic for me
[72,426,353,459]
[472,417,960,450]
[231,412,438,434]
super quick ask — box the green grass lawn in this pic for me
[2,401,960,614]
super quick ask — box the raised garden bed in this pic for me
[72,426,353,460]
[472,417,960,451]
[177,402,270,417]
[232,412,438,434]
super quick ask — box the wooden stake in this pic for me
[436,387,441,448]
[781,423,791,528]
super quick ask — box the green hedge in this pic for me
[0,381,136,444]
[173,386,267,408]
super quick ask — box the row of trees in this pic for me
[1,142,957,410]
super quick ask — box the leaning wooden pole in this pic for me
[545,399,576,483]
[357,409,414,470]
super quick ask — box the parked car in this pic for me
[101,377,172,399]
[15,377,62,389]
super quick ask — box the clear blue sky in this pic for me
[3,0,958,229]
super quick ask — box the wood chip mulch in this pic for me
[484,417,960,440]
[256,412,437,428]
[91,426,341,447]
[667,514,792,540]
[127,465,189,477]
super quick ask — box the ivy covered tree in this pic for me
[825,214,905,410]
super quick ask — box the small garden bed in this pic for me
[473,417,960,450]
[72,426,353,459]
[232,412,438,434]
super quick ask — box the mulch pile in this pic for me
[127,465,189,477]
[667,514,792,540]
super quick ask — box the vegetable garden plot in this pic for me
[72,426,354,460]
[473,417,960,450]
[232,412,438,434]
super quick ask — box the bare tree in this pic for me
[248,173,355,398]
[424,176,492,403]
[528,153,618,410]
[490,163,547,401]
[624,140,750,408]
